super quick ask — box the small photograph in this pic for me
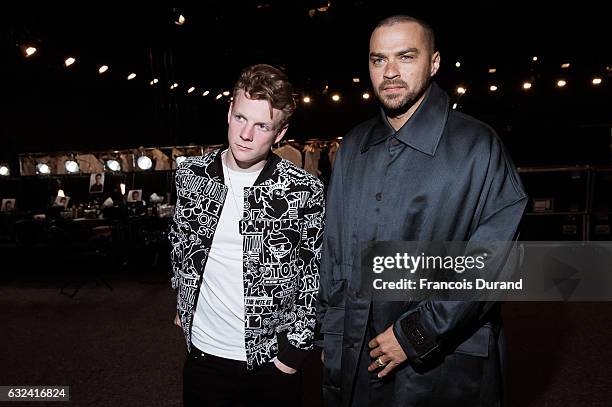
[89,173,105,193]
[53,195,71,208]
[127,189,143,202]
[1,198,16,212]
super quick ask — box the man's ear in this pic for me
[430,51,440,77]
[274,125,289,144]
[227,102,233,125]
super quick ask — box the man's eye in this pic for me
[257,124,270,131]
[234,115,245,122]
[372,58,385,66]
[400,55,414,61]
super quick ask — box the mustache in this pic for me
[379,80,408,91]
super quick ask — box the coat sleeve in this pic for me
[277,180,325,369]
[393,134,528,368]
[169,162,187,291]
[315,144,346,348]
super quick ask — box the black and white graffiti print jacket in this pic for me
[169,148,324,370]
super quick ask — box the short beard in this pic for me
[376,78,431,117]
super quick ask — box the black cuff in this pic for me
[394,311,441,366]
[276,331,310,370]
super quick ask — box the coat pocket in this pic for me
[453,324,491,358]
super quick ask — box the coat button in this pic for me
[375,192,382,201]
[391,138,400,146]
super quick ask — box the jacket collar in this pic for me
[212,148,281,185]
[360,82,449,156]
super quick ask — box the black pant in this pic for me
[183,345,302,407]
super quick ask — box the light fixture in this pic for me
[215,93,223,100]
[352,77,360,83]
[557,79,567,87]
[127,73,137,80]
[64,160,80,173]
[303,96,311,104]
[0,165,9,176]
[452,103,458,110]
[456,87,466,94]
[202,90,210,96]
[170,83,178,90]
[532,56,538,62]
[455,61,461,68]
[57,189,65,198]
[175,14,186,25]
[331,94,340,102]
[137,156,153,170]
[150,78,159,85]
[488,68,497,73]
[362,92,370,100]
[489,85,498,92]
[25,46,37,57]
[522,82,532,90]
[106,159,121,172]
[64,57,76,67]
[592,77,602,85]
[120,183,126,195]
[98,65,109,74]
[187,86,195,93]
[175,156,187,166]
[36,163,51,174]
[561,63,570,69]
[222,90,230,96]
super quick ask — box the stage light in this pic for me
[331,94,340,102]
[137,156,153,170]
[561,63,570,69]
[106,159,121,172]
[592,77,602,85]
[489,85,498,92]
[557,80,567,87]
[120,183,126,195]
[455,61,461,68]
[216,93,223,100]
[532,56,538,62]
[456,87,466,94]
[362,92,370,100]
[488,68,497,73]
[303,96,311,104]
[25,47,37,57]
[57,189,65,198]
[0,165,9,176]
[202,90,210,96]
[452,103,458,110]
[151,78,159,85]
[175,14,186,25]
[175,156,187,166]
[352,77,360,83]
[127,73,137,80]
[523,82,532,90]
[98,65,109,74]
[37,163,51,174]
[64,160,80,173]
[64,57,76,67]
[188,87,195,93]
[222,90,230,96]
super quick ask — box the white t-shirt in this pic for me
[190,152,261,361]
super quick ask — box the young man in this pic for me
[317,16,527,406]
[170,64,324,406]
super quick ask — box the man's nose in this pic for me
[383,61,400,79]
[240,125,254,141]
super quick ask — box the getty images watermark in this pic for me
[359,241,612,301]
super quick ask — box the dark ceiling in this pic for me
[2,1,610,166]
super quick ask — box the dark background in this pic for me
[1,1,610,166]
